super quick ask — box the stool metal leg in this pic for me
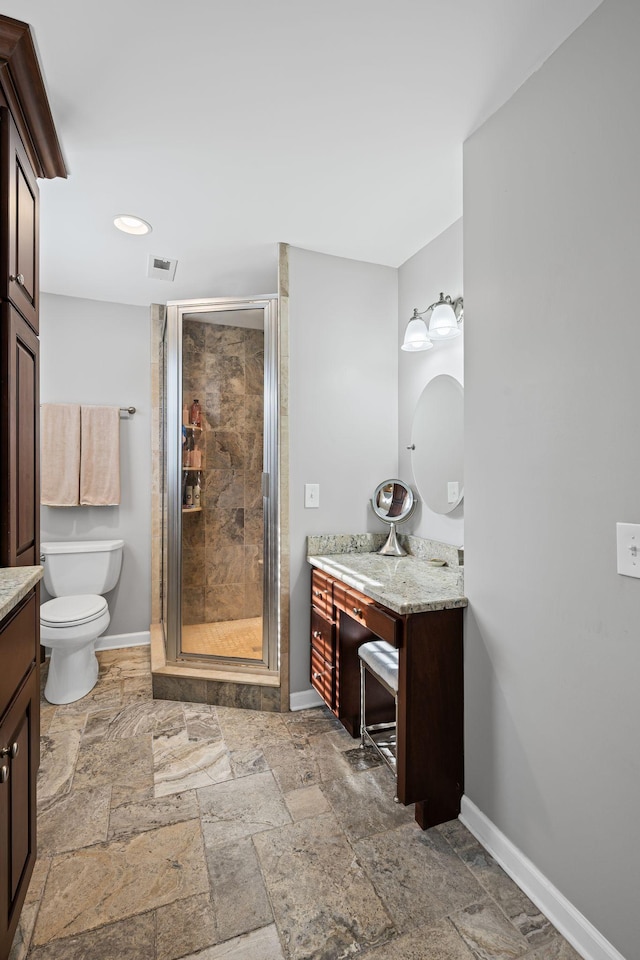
[360,658,366,748]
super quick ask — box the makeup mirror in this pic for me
[372,479,415,556]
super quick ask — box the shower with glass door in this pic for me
[161,295,279,673]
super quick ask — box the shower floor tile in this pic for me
[15,646,581,960]
[181,617,262,659]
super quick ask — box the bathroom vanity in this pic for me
[307,542,466,829]
[0,567,42,959]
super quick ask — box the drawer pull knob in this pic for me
[0,765,8,784]
[314,590,323,597]
[352,607,363,617]
[313,630,322,639]
[313,671,323,679]
[10,273,25,286]
[0,742,18,760]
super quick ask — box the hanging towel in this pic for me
[80,405,121,506]
[40,403,81,506]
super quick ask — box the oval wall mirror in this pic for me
[372,479,415,556]
[411,375,464,515]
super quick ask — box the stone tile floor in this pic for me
[10,647,582,960]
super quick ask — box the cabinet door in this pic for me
[0,669,39,959]
[0,304,39,566]
[0,108,39,334]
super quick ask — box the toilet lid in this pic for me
[40,594,108,628]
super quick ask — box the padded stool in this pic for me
[358,640,399,786]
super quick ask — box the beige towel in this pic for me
[41,403,80,506]
[80,405,121,506]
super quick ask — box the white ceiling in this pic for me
[5,0,602,307]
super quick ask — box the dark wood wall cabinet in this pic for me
[0,14,65,960]
[310,566,464,831]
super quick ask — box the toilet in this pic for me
[40,539,124,704]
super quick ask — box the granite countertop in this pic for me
[0,566,43,622]
[307,552,467,616]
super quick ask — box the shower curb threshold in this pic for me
[150,622,280,687]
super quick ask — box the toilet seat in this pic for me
[41,594,108,628]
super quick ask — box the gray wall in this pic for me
[464,1,640,955]
[397,218,464,546]
[288,247,398,695]
[40,293,152,637]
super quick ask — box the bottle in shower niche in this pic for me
[185,482,194,508]
[190,398,202,427]
[193,473,201,508]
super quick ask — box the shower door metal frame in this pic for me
[165,294,280,674]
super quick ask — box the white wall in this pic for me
[288,247,398,695]
[464,1,640,956]
[40,293,151,638]
[397,219,464,546]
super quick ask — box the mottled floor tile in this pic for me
[206,838,273,942]
[198,770,291,848]
[229,746,269,778]
[33,819,208,945]
[82,700,186,743]
[449,902,529,960]
[153,729,233,796]
[360,917,475,960]
[53,677,123,715]
[108,790,199,840]
[322,765,413,841]
[526,937,585,960]
[179,924,285,960]
[9,902,38,960]
[281,706,342,742]
[37,731,81,801]
[73,735,154,807]
[184,702,222,741]
[262,739,321,793]
[216,706,290,750]
[342,744,384,772]
[458,842,559,947]
[437,817,479,853]
[23,858,51,907]
[48,710,88,734]
[37,786,111,855]
[122,677,154,702]
[354,823,485,933]
[304,731,355,782]
[155,891,217,960]
[284,784,330,822]
[28,911,156,960]
[253,812,395,959]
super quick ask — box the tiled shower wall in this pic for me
[182,320,264,625]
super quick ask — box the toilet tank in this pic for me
[40,540,124,597]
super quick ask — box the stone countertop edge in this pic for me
[0,566,43,622]
[307,553,467,616]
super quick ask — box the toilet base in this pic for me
[44,640,100,705]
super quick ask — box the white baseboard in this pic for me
[95,631,150,652]
[289,688,324,711]
[460,796,625,960]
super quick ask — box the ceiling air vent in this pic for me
[147,255,178,281]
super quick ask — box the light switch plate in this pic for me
[305,483,320,509]
[616,522,640,578]
[447,481,459,504]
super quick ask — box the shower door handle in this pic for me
[261,473,270,497]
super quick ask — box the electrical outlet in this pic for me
[305,483,320,508]
[447,481,459,504]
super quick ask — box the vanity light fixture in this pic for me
[113,214,152,236]
[400,292,464,352]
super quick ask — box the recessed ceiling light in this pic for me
[113,214,152,236]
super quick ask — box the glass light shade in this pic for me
[401,317,433,352]
[113,214,152,236]
[428,301,460,340]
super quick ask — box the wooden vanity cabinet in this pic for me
[0,590,39,960]
[309,566,464,830]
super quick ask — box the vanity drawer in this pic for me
[311,569,334,618]
[0,592,37,715]
[310,608,335,661]
[311,646,335,709]
[333,583,399,647]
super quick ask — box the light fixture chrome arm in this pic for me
[401,291,463,352]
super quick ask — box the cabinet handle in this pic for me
[312,671,323,679]
[314,590,323,598]
[0,742,18,760]
[352,607,363,617]
[312,630,322,639]
[0,765,8,784]
[9,273,25,286]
